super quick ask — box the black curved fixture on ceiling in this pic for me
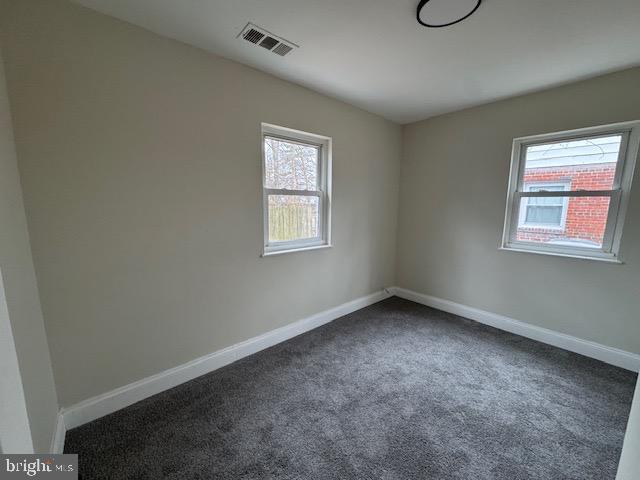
[416,0,482,28]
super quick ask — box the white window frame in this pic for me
[518,181,570,230]
[261,123,332,256]
[501,120,640,263]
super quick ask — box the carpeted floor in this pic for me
[65,297,637,479]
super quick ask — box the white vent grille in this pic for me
[243,28,264,44]
[272,43,293,56]
[237,23,298,57]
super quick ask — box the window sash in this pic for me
[263,135,321,191]
[516,131,630,193]
[265,190,324,246]
[509,189,622,252]
[501,120,640,262]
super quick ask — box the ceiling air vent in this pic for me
[259,36,279,50]
[237,23,298,57]
[242,28,265,44]
[272,43,293,56]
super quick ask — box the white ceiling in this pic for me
[72,0,640,124]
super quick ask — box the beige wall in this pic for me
[0,46,58,452]
[0,0,401,407]
[398,67,640,354]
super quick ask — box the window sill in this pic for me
[262,244,332,257]
[499,245,623,264]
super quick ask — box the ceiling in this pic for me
[72,0,640,124]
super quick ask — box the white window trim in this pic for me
[261,123,332,256]
[518,181,570,231]
[501,120,640,263]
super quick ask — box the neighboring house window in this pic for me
[519,183,569,229]
[261,123,332,256]
[502,121,640,262]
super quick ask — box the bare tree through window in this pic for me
[265,137,320,241]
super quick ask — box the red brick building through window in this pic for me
[516,136,619,248]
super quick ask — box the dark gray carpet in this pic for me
[65,297,637,479]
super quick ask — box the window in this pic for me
[502,121,640,262]
[261,123,331,255]
[519,183,569,229]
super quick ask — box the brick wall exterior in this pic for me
[516,163,615,244]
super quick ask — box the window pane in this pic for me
[524,135,621,192]
[268,195,319,242]
[264,137,318,190]
[525,206,563,225]
[517,196,611,249]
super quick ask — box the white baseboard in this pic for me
[61,289,391,431]
[50,412,65,454]
[391,287,640,372]
[56,286,637,450]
